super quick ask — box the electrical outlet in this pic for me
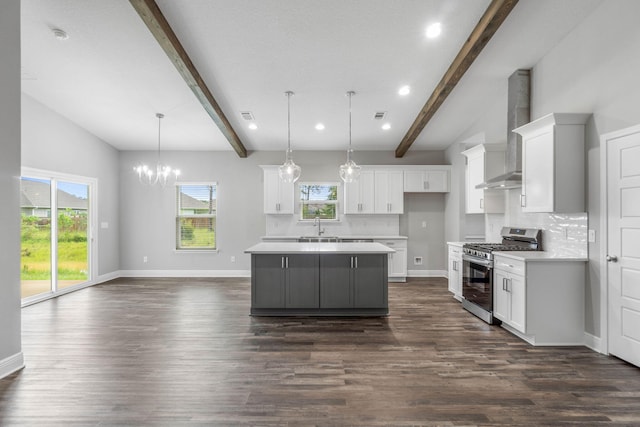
[414,256,423,265]
[143,256,148,263]
[588,229,596,243]
[231,256,236,263]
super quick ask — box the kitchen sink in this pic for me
[297,236,340,243]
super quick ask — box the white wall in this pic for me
[530,0,640,339]
[444,0,640,340]
[119,150,448,274]
[21,94,121,278]
[0,0,24,378]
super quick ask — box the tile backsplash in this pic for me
[485,190,588,257]
[266,214,400,237]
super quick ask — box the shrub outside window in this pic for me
[176,183,217,250]
[300,183,338,220]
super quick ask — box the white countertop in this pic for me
[493,251,588,262]
[447,241,465,247]
[245,242,396,254]
[262,235,407,241]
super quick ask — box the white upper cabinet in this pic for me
[513,113,590,213]
[262,166,294,214]
[461,144,506,214]
[344,170,375,214]
[403,167,450,193]
[374,170,404,214]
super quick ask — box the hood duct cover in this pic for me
[477,69,530,189]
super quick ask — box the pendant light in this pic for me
[339,91,361,183]
[133,113,181,186]
[278,91,301,183]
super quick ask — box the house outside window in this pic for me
[176,183,217,250]
[299,183,338,220]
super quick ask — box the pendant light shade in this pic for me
[278,91,301,183]
[133,113,180,186]
[339,91,361,183]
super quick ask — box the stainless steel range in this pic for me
[461,227,542,324]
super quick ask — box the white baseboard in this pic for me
[119,270,251,278]
[0,352,24,380]
[407,269,448,278]
[96,270,121,283]
[584,332,605,354]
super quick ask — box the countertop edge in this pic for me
[493,251,588,262]
[245,242,396,254]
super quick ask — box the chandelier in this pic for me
[134,113,180,186]
[339,91,361,183]
[278,91,301,183]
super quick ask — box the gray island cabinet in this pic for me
[245,242,393,316]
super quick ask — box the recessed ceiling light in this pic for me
[52,28,69,40]
[248,123,258,130]
[398,85,411,96]
[426,22,442,39]
[315,123,325,131]
[382,123,391,130]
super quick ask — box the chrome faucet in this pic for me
[314,216,325,236]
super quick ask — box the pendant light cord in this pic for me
[156,112,164,163]
[347,91,355,161]
[285,91,293,156]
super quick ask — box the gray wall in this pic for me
[119,149,447,273]
[21,94,121,277]
[0,0,23,372]
[443,0,640,340]
[531,0,640,338]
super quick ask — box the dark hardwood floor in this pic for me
[1,277,640,426]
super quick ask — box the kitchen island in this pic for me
[244,242,394,316]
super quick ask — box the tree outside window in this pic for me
[176,184,217,250]
[299,183,338,220]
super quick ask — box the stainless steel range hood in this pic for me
[476,69,530,190]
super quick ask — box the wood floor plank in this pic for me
[1,277,639,426]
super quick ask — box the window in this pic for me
[176,183,217,250]
[299,183,338,220]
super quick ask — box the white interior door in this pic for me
[607,126,640,367]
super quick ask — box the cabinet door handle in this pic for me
[453,260,457,271]
[350,256,354,268]
[520,194,526,207]
[281,256,285,269]
[355,256,358,269]
[502,277,506,291]
[285,256,289,269]
[507,278,511,292]
[480,198,484,209]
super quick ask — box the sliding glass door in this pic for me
[21,171,94,301]
[57,181,89,290]
[20,177,53,298]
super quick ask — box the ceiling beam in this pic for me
[129,0,248,157]
[395,0,519,157]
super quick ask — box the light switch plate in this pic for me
[588,229,596,243]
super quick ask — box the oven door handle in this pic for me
[462,254,493,268]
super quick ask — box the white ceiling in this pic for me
[20,0,602,153]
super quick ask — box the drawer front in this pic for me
[375,239,407,249]
[494,257,525,276]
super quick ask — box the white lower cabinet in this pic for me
[493,260,526,333]
[493,254,586,346]
[375,239,407,282]
[447,244,463,300]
